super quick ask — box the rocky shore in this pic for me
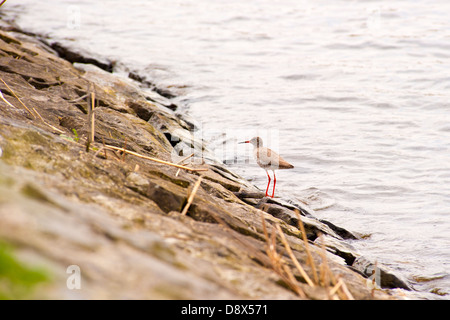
[0,20,411,299]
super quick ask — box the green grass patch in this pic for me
[0,242,50,299]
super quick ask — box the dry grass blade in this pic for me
[175,153,194,177]
[32,107,65,134]
[329,278,344,297]
[102,144,208,172]
[280,261,306,298]
[86,90,95,152]
[262,213,354,300]
[293,209,319,284]
[0,77,35,118]
[0,89,16,108]
[316,234,353,300]
[0,79,65,134]
[275,223,315,287]
[328,276,354,300]
[181,175,203,216]
[67,93,88,103]
[317,234,333,290]
[339,278,355,300]
[261,216,306,298]
[176,153,194,164]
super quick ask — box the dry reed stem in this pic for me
[181,175,203,215]
[176,153,194,164]
[272,212,354,300]
[281,262,306,298]
[329,278,344,297]
[0,77,35,118]
[339,278,355,300]
[0,78,66,134]
[86,90,95,152]
[293,209,319,284]
[317,235,334,287]
[275,223,315,287]
[175,153,194,177]
[316,234,353,300]
[330,276,355,300]
[370,260,378,298]
[317,234,333,293]
[67,93,88,103]
[0,89,16,108]
[91,91,95,143]
[32,107,65,134]
[102,144,208,172]
[261,216,306,298]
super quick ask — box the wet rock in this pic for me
[255,197,343,241]
[256,201,299,227]
[314,234,358,266]
[127,70,176,98]
[50,42,114,72]
[126,172,150,191]
[319,219,358,240]
[145,180,187,213]
[352,256,412,290]
[126,100,153,122]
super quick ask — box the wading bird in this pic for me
[239,137,294,198]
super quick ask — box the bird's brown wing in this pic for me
[278,155,294,169]
[255,148,294,169]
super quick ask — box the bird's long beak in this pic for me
[239,141,250,144]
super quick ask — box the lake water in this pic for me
[3,0,450,297]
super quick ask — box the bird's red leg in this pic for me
[271,170,276,198]
[265,170,271,197]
